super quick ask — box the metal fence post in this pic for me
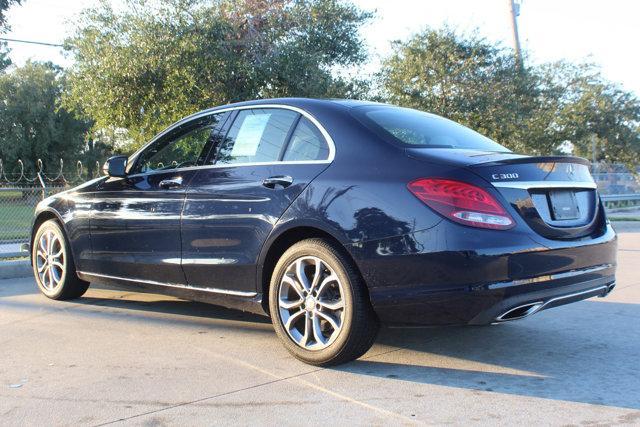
[37,172,47,200]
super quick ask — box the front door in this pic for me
[181,107,332,293]
[87,112,230,284]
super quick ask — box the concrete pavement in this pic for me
[1,233,639,426]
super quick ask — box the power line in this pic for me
[0,37,63,47]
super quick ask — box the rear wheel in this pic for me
[269,238,379,366]
[32,219,89,300]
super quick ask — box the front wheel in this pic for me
[32,219,89,300]
[269,238,379,366]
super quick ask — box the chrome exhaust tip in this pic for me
[495,302,544,322]
[599,282,616,297]
[495,284,614,322]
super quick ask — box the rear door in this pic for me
[471,157,603,239]
[181,107,332,294]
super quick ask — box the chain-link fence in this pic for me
[0,159,101,258]
[592,165,640,209]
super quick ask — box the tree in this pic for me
[0,0,21,31]
[0,61,92,174]
[0,0,21,70]
[379,28,552,154]
[0,42,10,71]
[539,61,640,166]
[379,28,640,167]
[63,0,372,149]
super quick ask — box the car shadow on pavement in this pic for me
[75,295,271,324]
[340,300,640,410]
[1,280,273,331]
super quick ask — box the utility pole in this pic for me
[508,0,523,69]
[591,134,598,173]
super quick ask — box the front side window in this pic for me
[352,106,509,152]
[133,113,226,174]
[282,117,330,161]
[216,108,298,165]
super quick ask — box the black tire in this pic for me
[32,219,89,300]
[268,238,379,366]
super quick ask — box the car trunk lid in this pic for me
[406,149,604,240]
[470,155,603,240]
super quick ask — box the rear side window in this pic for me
[282,117,330,161]
[353,106,509,152]
[216,108,298,164]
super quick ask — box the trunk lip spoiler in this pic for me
[492,180,597,190]
[476,155,591,167]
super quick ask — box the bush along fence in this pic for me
[0,159,103,258]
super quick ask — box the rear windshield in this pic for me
[352,106,509,152]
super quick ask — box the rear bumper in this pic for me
[469,271,614,324]
[347,221,617,326]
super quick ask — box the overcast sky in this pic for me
[4,0,640,95]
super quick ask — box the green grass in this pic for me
[0,202,36,241]
[0,191,23,200]
[610,217,640,222]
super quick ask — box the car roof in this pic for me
[132,98,403,163]
[183,97,387,119]
[141,98,397,158]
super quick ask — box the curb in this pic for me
[0,260,32,280]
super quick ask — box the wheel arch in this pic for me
[257,224,364,315]
[30,209,67,261]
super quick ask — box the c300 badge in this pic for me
[491,172,519,180]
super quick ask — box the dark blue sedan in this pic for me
[30,98,617,365]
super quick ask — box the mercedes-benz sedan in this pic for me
[30,98,617,365]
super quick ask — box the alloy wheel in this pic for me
[278,256,345,350]
[35,230,65,291]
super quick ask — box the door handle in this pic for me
[262,175,293,189]
[159,177,183,189]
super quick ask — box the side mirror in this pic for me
[103,155,128,178]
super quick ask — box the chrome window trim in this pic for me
[126,104,335,178]
[77,270,258,297]
[491,180,597,190]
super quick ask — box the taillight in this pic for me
[407,178,515,230]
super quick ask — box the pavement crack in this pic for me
[93,368,324,426]
[95,340,424,426]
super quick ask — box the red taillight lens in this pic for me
[407,178,515,230]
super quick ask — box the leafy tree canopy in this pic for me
[540,61,640,166]
[0,61,91,174]
[63,0,372,148]
[0,0,21,70]
[380,28,640,167]
[0,42,10,71]
[0,0,21,31]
